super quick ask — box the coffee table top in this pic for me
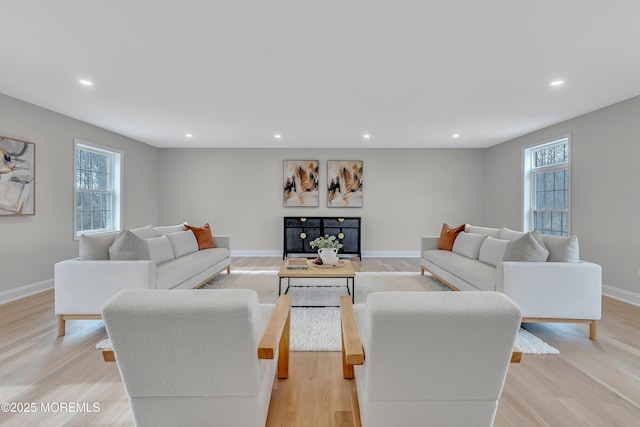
[278,258,355,278]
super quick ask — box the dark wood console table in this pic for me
[283,217,361,259]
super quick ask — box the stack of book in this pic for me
[287,258,308,270]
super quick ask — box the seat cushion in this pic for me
[156,248,230,290]
[423,250,497,291]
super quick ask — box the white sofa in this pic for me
[55,223,231,336]
[420,225,602,339]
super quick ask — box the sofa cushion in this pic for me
[437,223,465,251]
[166,230,199,257]
[541,234,579,263]
[500,227,525,241]
[452,232,488,260]
[465,225,501,238]
[130,224,156,239]
[146,236,175,264]
[79,232,118,260]
[185,223,216,249]
[156,248,231,289]
[503,231,549,262]
[423,250,497,291]
[154,223,186,236]
[109,230,151,260]
[478,237,509,267]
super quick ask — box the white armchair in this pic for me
[102,289,291,427]
[340,292,522,427]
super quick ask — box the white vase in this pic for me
[318,247,339,266]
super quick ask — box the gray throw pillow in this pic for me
[541,234,579,262]
[503,231,549,262]
[79,232,118,260]
[109,230,151,260]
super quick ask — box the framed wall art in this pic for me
[327,160,363,208]
[0,135,35,215]
[283,160,319,207]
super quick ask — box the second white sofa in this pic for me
[55,223,231,336]
[420,225,602,339]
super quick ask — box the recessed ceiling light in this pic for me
[550,80,565,87]
[274,134,282,139]
[185,133,193,138]
[363,134,371,139]
[79,79,94,86]
[452,134,460,138]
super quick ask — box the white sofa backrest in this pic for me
[103,289,266,398]
[361,291,521,402]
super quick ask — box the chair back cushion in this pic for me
[360,292,521,402]
[103,289,267,398]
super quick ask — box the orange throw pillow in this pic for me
[437,223,465,251]
[185,223,216,249]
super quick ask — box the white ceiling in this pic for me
[2,1,640,149]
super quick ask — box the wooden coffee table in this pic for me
[278,258,356,307]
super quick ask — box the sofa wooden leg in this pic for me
[420,266,425,276]
[590,320,598,340]
[227,265,231,275]
[57,315,65,337]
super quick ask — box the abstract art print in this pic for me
[327,160,363,207]
[283,160,319,207]
[0,136,35,215]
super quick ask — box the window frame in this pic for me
[522,135,571,235]
[73,139,123,239]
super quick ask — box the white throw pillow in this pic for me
[130,224,156,240]
[503,231,549,262]
[154,223,187,236]
[478,237,509,267]
[146,236,175,264]
[465,225,501,238]
[165,230,199,257]
[500,227,526,241]
[541,234,579,263]
[109,230,151,260]
[452,232,488,260]
[79,232,119,260]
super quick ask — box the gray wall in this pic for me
[4,89,639,299]
[0,93,161,293]
[485,95,640,294]
[158,148,487,253]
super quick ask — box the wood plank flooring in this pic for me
[0,257,639,426]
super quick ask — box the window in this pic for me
[74,140,122,237]
[523,137,570,236]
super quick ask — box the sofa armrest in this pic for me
[420,236,440,254]
[497,261,602,320]
[340,295,365,379]
[54,259,156,315]
[213,235,230,250]
[257,295,291,378]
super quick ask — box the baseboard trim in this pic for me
[232,250,422,258]
[362,251,421,258]
[603,284,640,307]
[232,250,283,257]
[0,279,54,305]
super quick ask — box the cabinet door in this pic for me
[324,227,359,254]
[285,227,306,253]
[285,226,322,254]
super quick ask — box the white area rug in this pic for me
[203,271,559,354]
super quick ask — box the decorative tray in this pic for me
[311,261,346,268]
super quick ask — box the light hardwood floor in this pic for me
[1,257,639,426]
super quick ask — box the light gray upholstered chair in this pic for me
[102,289,290,427]
[340,291,522,427]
